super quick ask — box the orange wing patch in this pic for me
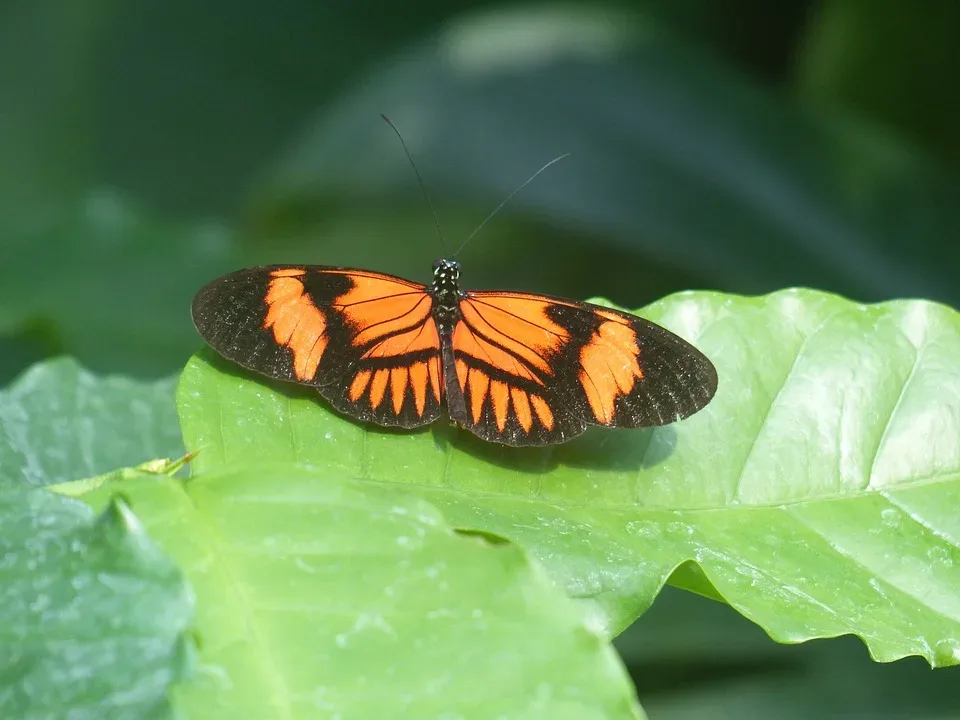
[363,318,439,360]
[489,380,510,432]
[369,368,390,410]
[390,366,408,414]
[345,356,442,418]
[579,312,644,424]
[263,269,329,381]
[330,272,439,359]
[467,368,489,424]
[332,272,424,331]
[456,360,555,435]
[319,271,443,423]
[458,296,567,376]
[452,321,543,385]
[510,387,533,433]
[349,369,372,401]
[427,355,442,409]
[529,394,555,431]
[408,361,430,415]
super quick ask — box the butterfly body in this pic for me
[192,261,717,446]
[429,258,470,427]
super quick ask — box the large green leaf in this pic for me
[0,193,235,376]
[0,358,183,487]
[620,586,960,718]
[74,466,644,719]
[0,487,193,718]
[179,288,960,666]
[256,3,960,308]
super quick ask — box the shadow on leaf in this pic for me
[196,347,681,475]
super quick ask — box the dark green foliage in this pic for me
[2,0,959,716]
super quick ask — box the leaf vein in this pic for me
[865,341,923,489]
[730,313,839,503]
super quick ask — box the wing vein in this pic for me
[332,290,426,309]
[343,295,431,342]
[318,313,436,392]
[467,295,569,338]
[459,311,546,381]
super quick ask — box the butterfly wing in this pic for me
[450,291,717,446]
[192,265,444,428]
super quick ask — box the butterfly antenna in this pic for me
[453,153,570,258]
[380,114,448,256]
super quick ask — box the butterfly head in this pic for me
[432,258,460,282]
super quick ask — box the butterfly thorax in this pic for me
[430,258,462,327]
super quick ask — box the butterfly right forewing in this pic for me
[448,290,716,446]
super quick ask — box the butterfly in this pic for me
[191,258,718,446]
[192,116,716,446]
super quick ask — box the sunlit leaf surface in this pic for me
[79,467,644,719]
[179,288,960,666]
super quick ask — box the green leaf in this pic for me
[76,466,644,719]
[620,586,960,718]
[0,192,235,377]
[179,288,960,667]
[0,486,194,718]
[0,358,184,487]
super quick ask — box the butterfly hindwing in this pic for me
[311,268,444,428]
[191,265,444,429]
[449,291,717,446]
[449,293,587,445]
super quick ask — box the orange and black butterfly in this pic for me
[191,258,717,446]
[193,117,716,446]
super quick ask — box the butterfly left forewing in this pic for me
[192,265,344,384]
[192,265,444,429]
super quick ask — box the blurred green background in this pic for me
[4,0,958,715]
